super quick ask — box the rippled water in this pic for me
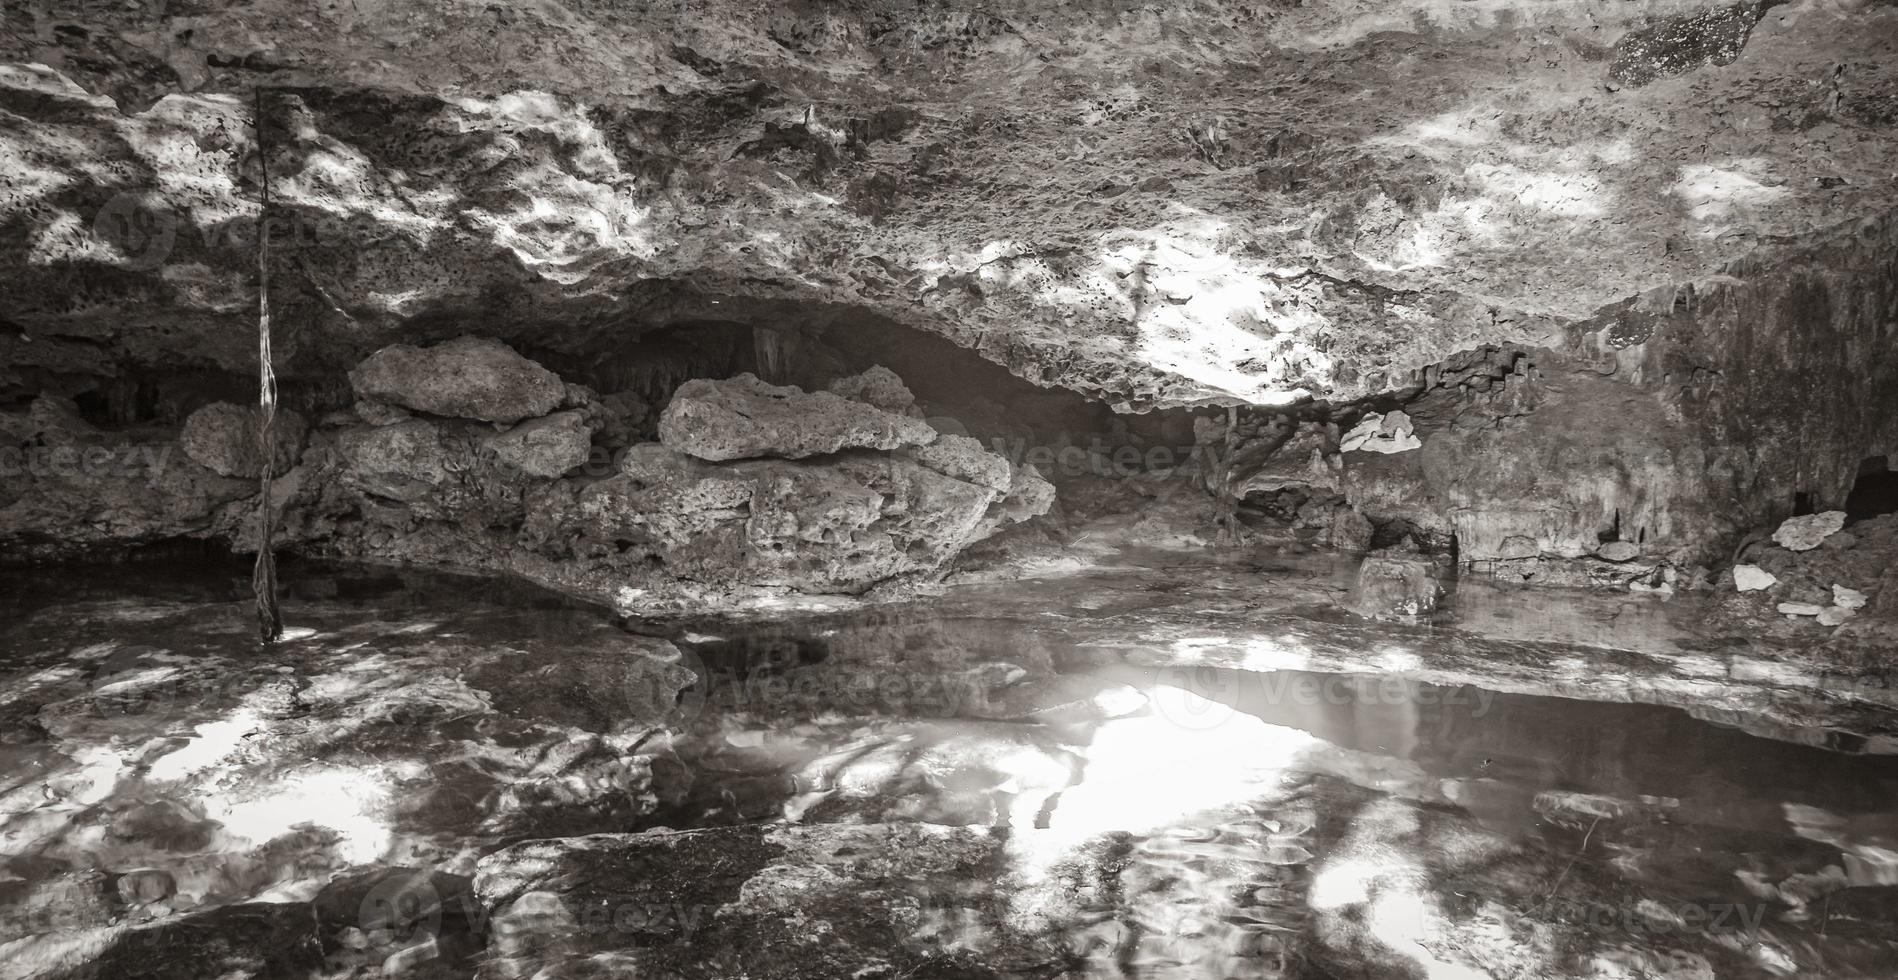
[2,556,1896,979]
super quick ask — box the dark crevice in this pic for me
[1847,456,1898,521]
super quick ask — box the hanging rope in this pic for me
[252,86,284,643]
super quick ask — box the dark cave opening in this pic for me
[1848,455,1898,520]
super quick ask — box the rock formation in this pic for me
[349,336,568,425]
[657,373,937,461]
[0,0,1895,624]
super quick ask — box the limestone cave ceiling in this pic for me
[2,0,1896,410]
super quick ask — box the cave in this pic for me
[1849,456,1898,521]
[4,2,1898,978]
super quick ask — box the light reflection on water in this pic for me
[0,559,1895,978]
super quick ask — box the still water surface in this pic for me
[0,557,1894,978]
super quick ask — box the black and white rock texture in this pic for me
[1,0,1897,627]
[349,336,568,425]
[658,373,938,461]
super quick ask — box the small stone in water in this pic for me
[1777,602,1824,616]
[1833,585,1868,610]
[1733,565,1778,592]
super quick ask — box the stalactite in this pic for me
[251,87,283,644]
[753,326,798,384]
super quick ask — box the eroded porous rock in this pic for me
[334,420,480,514]
[659,373,938,462]
[481,410,596,479]
[126,358,1053,609]
[1230,422,1345,498]
[179,402,308,479]
[827,364,919,415]
[0,399,256,561]
[578,438,1040,594]
[2,0,1897,617]
[349,337,566,424]
[1345,548,1448,622]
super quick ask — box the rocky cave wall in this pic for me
[3,0,1898,610]
[1319,210,1898,580]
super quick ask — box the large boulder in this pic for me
[658,374,938,462]
[179,402,308,479]
[349,337,567,424]
[1345,548,1449,622]
[574,424,1051,594]
[579,446,1004,593]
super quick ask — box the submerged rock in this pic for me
[658,374,938,462]
[1733,564,1778,592]
[349,336,567,424]
[1772,511,1848,552]
[1346,548,1447,621]
[462,633,692,732]
[473,824,1012,980]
